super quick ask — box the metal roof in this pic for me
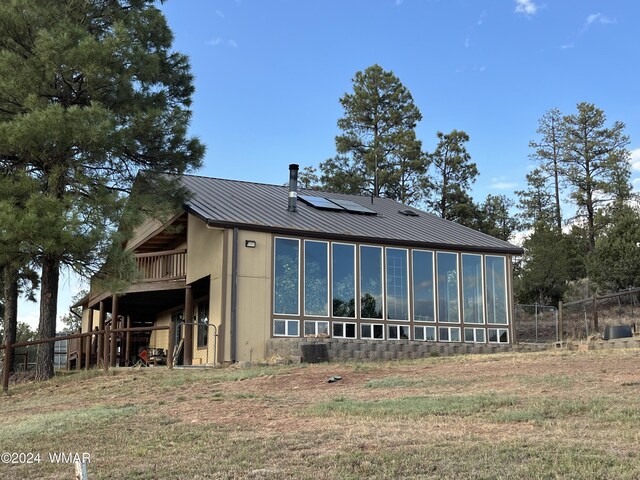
[178,174,524,255]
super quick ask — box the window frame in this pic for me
[462,253,485,325]
[273,319,300,337]
[304,320,330,337]
[387,324,411,340]
[436,251,461,324]
[488,328,509,344]
[464,327,486,343]
[333,321,357,339]
[359,244,385,320]
[360,323,385,340]
[414,325,437,342]
[303,240,330,317]
[412,249,436,323]
[485,255,509,325]
[331,242,357,318]
[273,237,301,316]
[385,247,410,321]
[438,326,461,342]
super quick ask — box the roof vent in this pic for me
[399,209,419,217]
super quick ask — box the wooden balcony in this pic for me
[135,249,187,282]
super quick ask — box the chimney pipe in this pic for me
[288,163,299,212]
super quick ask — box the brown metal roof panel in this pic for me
[178,175,523,254]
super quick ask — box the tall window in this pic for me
[486,256,508,324]
[412,250,435,322]
[274,238,299,315]
[386,248,408,320]
[437,252,459,323]
[332,243,355,317]
[304,241,328,316]
[197,302,209,348]
[360,246,383,319]
[462,254,484,324]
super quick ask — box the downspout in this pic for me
[231,227,238,362]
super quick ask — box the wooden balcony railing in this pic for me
[134,249,187,282]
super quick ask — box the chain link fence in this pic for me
[514,304,559,343]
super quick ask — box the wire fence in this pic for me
[562,288,639,341]
[514,304,559,343]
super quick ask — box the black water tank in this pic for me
[301,343,329,363]
[603,325,633,340]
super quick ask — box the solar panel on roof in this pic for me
[298,195,345,211]
[329,198,377,215]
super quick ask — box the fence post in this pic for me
[557,302,563,343]
[592,296,599,334]
[103,323,110,372]
[2,339,11,393]
[168,320,176,370]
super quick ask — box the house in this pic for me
[75,165,524,366]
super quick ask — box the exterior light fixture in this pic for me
[245,240,257,248]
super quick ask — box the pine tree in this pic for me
[425,130,478,224]
[321,65,427,205]
[561,102,630,250]
[0,0,204,380]
[515,168,557,230]
[529,108,564,229]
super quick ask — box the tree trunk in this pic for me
[34,256,60,381]
[3,267,19,374]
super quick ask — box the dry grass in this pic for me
[2,349,640,479]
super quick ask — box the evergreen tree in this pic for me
[515,168,557,230]
[425,130,478,224]
[529,108,564,229]
[561,102,631,250]
[477,194,519,241]
[0,0,204,380]
[321,65,426,205]
[587,205,640,292]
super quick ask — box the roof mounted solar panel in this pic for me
[329,198,377,215]
[298,194,345,211]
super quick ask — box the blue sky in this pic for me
[160,0,640,198]
[19,0,640,328]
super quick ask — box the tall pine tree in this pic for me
[321,65,426,205]
[0,0,204,380]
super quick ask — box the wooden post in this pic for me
[2,339,11,393]
[77,336,84,371]
[103,322,110,372]
[558,301,564,343]
[168,318,176,370]
[84,311,93,370]
[111,295,119,367]
[97,302,105,367]
[592,296,599,334]
[183,286,193,366]
[125,316,131,367]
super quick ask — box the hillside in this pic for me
[2,350,640,479]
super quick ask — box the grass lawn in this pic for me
[2,349,640,479]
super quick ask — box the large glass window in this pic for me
[439,326,461,342]
[332,243,356,317]
[274,238,299,315]
[386,248,409,320]
[437,252,459,323]
[388,324,410,340]
[304,241,329,316]
[412,250,435,322]
[486,256,508,324]
[360,246,383,319]
[488,328,509,343]
[462,254,484,324]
